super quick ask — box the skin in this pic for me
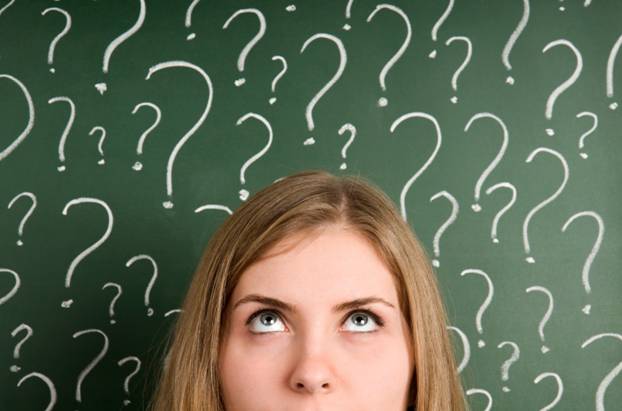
[218,224,415,411]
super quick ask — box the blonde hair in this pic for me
[147,169,468,411]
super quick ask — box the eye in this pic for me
[246,308,385,335]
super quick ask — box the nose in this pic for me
[289,339,335,395]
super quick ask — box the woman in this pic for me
[148,169,468,410]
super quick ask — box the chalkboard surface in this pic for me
[1,0,621,410]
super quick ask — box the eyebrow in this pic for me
[232,294,396,313]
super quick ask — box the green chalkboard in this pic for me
[1,0,621,410]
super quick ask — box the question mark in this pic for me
[0,0,16,16]
[72,328,109,404]
[0,268,21,306]
[222,8,266,87]
[88,126,107,165]
[131,102,161,171]
[525,285,554,354]
[117,356,141,405]
[16,372,57,411]
[497,341,520,392]
[390,112,442,222]
[460,269,494,348]
[575,111,598,159]
[464,112,509,213]
[337,123,356,170]
[125,255,158,316]
[235,113,273,201]
[561,210,604,315]
[581,333,622,411]
[184,0,200,40]
[61,197,114,308]
[366,4,412,107]
[501,0,529,85]
[542,39,583,136]
[484,182,517,244]
[7,192,37,246]
[429,191,459,268]
[466,388,492,411]
[0,74,35,163]
[300,33,347,145]
[523,147,569,263]
[164,308,183,317]
[40,7,71,74]
[342,0,354,30]
[95,0,146,94]
[145,60,214,209]
[447,325,470,373]
[48,96,75,172]
[445,36,472,104]
[10,323,33,373]
[606,34,622,110]
[269,56,288,105]
[194,204,233,215]
[429,0,454,58]
[533,372,564,411]
[102,282,122,324]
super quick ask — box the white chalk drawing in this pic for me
[429,0,455,58]
[102,282,122,324]
[300,33,347,145]
[342,0,354,30]
[117,356,141,405]
[606,33,622,109]
[96,0,146,94]
[131,102,162,171]
[542,39,583,136]
[125,255,158,317]
[184,0,200,40]
[533,372,564,411]
[460,269,494,348]
[285,4,296,12]
[447,325,470,374]
[464,112,509,212]
[337,123,356,170]
[525,285,554,354]
[497,341,520,392]
[0,268,20,306]
[0,74,34,162]
[145,60,214,209]
[502,0,529,85]
[72,328,109,403]
[47,96,75,172]
[194,204,233,215]
[7,191,36,246]
[61,197,114,308]
[16,372,57,411]
[523,147,569,263]
[466,388,492,411]
[269,55,288,105]
[164,309,183,317]
[0,0,15,16]
[88,126,107,165]
[366,4,412,107]
[222,8,266,87]
[445,36,472,103]
[10,323,33,373]
[429,190,459,268]
[561,210,604,315]
[389,112,442,223]
[40,7,71,74]
[581,333,622,411]
[236,112,273,201]
[485,182,517,244]
[575,111,598,158]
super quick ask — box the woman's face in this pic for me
[218,225,415,411]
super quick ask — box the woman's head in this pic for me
[149,169,467,411]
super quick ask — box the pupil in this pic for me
[354,314,367,325]
[262,314,275,325]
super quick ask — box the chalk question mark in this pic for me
[184,0,200,40]
[0,0,16,16]
[126,255,158,316]
[194,204,233,215]
[95,0,146,94]
[466,388,492,411]
[61,197,114,308]
[581,333,622,411]
[16,372,57,411]
[41,7,71,74]
[606,34,622,110]
[429,191,459,268]
[300,33,347,145]
[48,96,75,172]
[269,56,287,105]
[533,372,563,411]
[366,4,412,107]
[118,356,141,406]
[337,123,356,170]
[575,111,597,159]
[236,112,273,201]
[88,126,107,165]
[497,341,520,392]
[10,323,33,373]
[445,36,472,104]
[484,182,517,244]
[447,325,470,373]
[7,192,37,246]
[222,8,266,87]
[0,268,21,306]
[72,328,109,404]
[0,74,35,163]
[460,269,494,348]
[131,102,161,171]
[429,0,454,58]
[102,282,122,324]
[525,285,554,354]
[561,210,604,315]
[502,0,529,85]
[342,0,354,30]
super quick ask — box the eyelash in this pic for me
[245,308,385,335]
